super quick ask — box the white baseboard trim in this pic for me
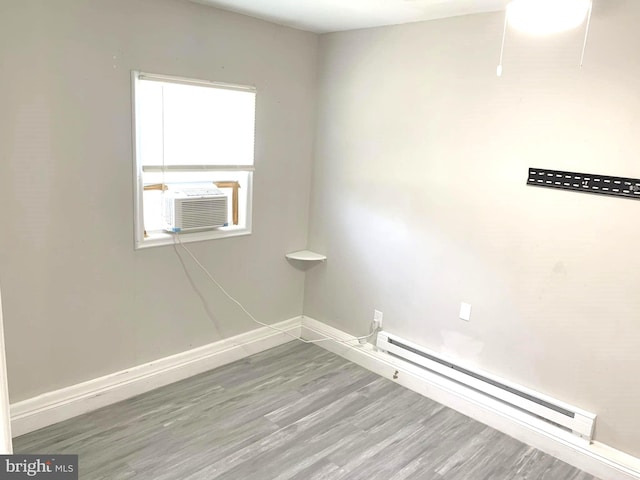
[301,316,640,480]
[11,317,302,438]
[11,313,640,480]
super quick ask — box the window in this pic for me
[132,72,256,248]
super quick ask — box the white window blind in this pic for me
[137,76,256,167]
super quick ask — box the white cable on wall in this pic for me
[172,234,378,346]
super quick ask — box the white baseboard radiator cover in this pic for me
[376,331,596,441]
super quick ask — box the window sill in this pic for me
[135,227,251,249]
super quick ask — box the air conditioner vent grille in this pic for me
[180,198,228,229]
[162,190,229,232]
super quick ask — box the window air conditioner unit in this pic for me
[163,188,229,233]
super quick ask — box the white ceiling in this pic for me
[191,0,508,34]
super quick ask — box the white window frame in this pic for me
[132,71,255,249]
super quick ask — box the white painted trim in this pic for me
[301,316,640,480]
[10,313,640,480]
[11,317,302,437]
[131,70,256,251]
[0,289,13,453]
[138,226,252,250]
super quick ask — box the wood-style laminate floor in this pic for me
[14,342,600,480]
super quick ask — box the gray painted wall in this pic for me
[306,2,640,456]
[0,0,317,402]
[2,0,640,461]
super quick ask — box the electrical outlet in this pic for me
[459,302,472,322]
[373,309,383,330]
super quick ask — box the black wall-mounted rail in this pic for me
[527,168,640,200]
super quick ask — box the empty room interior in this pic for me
[1,0,640,478]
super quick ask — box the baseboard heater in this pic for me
[376,331,596,441]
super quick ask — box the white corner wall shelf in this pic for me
[285,250,327,262]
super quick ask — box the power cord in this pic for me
[172,234,379,345]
